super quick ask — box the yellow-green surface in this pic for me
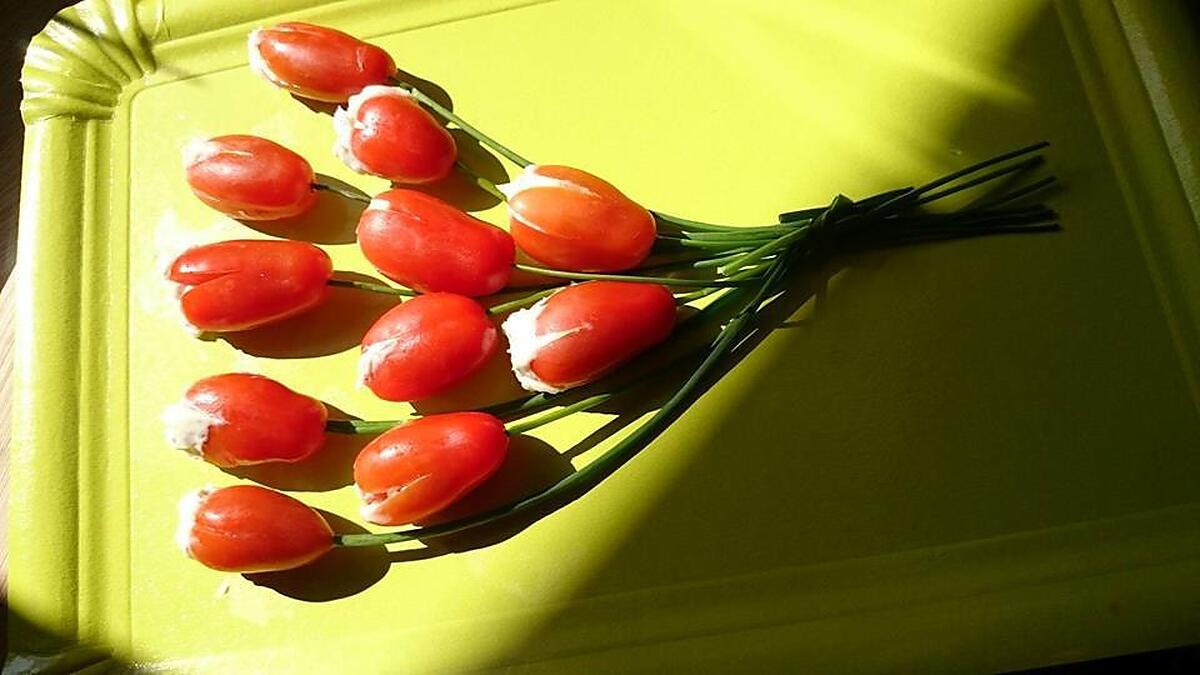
[10,0,1200,672]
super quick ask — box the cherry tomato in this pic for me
[164,373,327,468]
[248,22,396,103]
[502,281,676,392]
[358,293,498,402]
[334,86,456,183]
[183,135,316,221]
[501,165,656,272]
[178,485,333,573]
[353,412,509,525]
[358,189,515,296]
[167,239,333,333]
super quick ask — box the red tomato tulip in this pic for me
[500,165,656,272]
[248,22,396,103]
[358,189,515,296]
[358,293,498,401]
[502,281,676,393]
[167,239,333,334]
[178,485,334,573]
[163,373,327,468]
[183,135,316,220]
[353,412,509,525]
[334,86,456,183]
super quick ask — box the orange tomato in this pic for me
[502,165,656,272]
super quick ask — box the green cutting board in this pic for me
[9,0,1200,672]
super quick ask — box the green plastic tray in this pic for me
[9,0,1200,672]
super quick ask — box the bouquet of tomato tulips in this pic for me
[169,23,1059,574]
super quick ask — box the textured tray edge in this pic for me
[1057,0,1200,417]
[8,0,150,659]
[9,117,88,658]
[20,0,156,123]
[7,0,1200,669]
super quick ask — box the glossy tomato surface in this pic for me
[354,412,509,525]
[179,373,327,467]
[505,165,656,272]
[184,135,316,220]
[249,22,396,102]
[516,281,677,390]
[335,87,456,183]
[358,293,498,401]
[358,189,515,296]
[182,485,333,573]
[168,239,333,333]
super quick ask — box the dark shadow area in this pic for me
[1007,644,1200,674]
[291,95,339,116]
[506,249,557,287]
[411,345,526,415]
[386,259,836,564]
[423,435,574,526]
[289,68,454,117]
[220,272,398,358]
[224,404,369,492]
[394,68,455,113]
[469,3,1200,671]
[402,129,509,212]
[238,174,367,244]
[246,511,390,601]
[385,435,576,560]
[2,608,126,673]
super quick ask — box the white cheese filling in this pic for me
[175,486,215,555]
[162,399,224,457]
[366,197,393,212]
[497,165,596,202]
[181,137,220,171]
[357,484,397,524]
[165,280,204,337]
[356,336,402,389]
[500,295,582,394]
[181,138,254,172]
[356,477,432,525]
[246,28,285,88]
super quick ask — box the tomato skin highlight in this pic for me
[248,22,396,103]
[166,373,328,468]
[334,86,457,183]
[353,412,509,525]
[357,189,515,296]
[502,165,657,272]
[502,281,677,392]
[358,293,499,402]
[184,135,316,220]
[179,485,333,573]
[167,239,333,333]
